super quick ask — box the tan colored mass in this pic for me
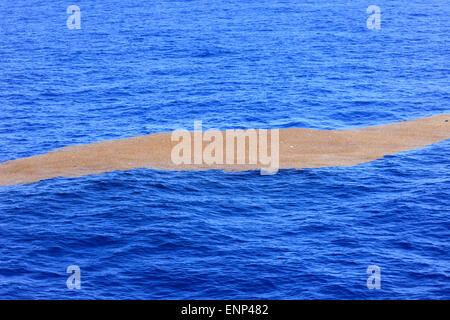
[0,114,449,186]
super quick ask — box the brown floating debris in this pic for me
[0,114,449,186]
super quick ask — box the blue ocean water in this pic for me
[0,0,449,299]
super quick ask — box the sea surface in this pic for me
[0,0,449,299]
